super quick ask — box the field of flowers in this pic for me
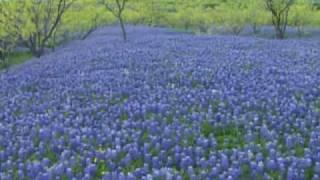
[1,26,320,179]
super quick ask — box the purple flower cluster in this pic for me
[1,26,320,179]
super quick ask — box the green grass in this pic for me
[108,94,129,106]
[45,144,58,164]
[254,133,268,157]
[201,122,245,150]
[0,52,33,70]
[187,135,196,146]
[33,136,41,148]
[240,164,283,180]
[166,113,174,124]
[180,170,190,180]
[269,171,281,180]
[277,132,309,156]
[294,145,305,157]
[201,121,214,138]
[13,168,19,180]
[150,147,160,156]
[120,112,129,121]
[242,63,255,72]
[141,131,149,142]
[25,143,59,164]
[72,158,84,175]
[240,164,251,179]
[180,134,196,147]
[94,160,109,179]
[28,153,38,162]
[61,175,68,180]
[115,152,127,164]
[305,166,314,180]
[211,100,221,114]
[277,135,288,155]
[123,159,144,174]
[313,98,320,112]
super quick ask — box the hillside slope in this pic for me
[1,26,320,179]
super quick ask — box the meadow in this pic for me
[1,0,320,179]
[1,26,320,179]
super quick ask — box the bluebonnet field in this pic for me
[1,26,320,179]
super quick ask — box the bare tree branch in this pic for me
[264,0,294,39]
[101,0,128,41]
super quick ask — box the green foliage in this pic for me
[127,0,171,26]
[314,98,320,112]
[0,1,27,63]
[21,0,75,56]
[214,124,245,150]
[290,0,314,36]
[141,131,149,142]
[269,171,281,180]
[294,145,305,157]
[305,166,314,180]
[72,158,84,175]
[215,0,248,35]
[120,112,129,121]
[13,168,19,180]
[201,121,245,150]
[62,0,115,40]
[95,160,109,179]
[123,158,144,174]
[28,153,38,162]
[115,151,127,164]
[312,11,320,26]
[45,144,58,164]
[201,121,214,138]
[246,0,269,34]
[240,164,251,179]
[109,94,129,105]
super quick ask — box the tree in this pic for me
[0,1,26,67]
[22,0,75,57]
[264,0,295,39]
[100,0,128,41]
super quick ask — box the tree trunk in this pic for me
[0,52,4,63]
[81,28,95,40]
[275,25,285,39]
[28,37,43,57]
[32,46,44,58]
[252,23,260,34]
[119,16,127,42]
[275,31,285,39]
[33,51,42,58]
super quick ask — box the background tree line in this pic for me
[1,0,320,67]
